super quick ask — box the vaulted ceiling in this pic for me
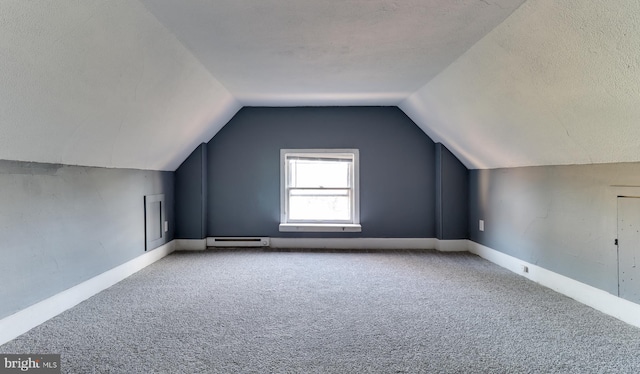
[1,1,639,170]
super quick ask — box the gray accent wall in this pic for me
[206,107,436,238]
[0,160,174,319]
[469,162,640,295]
[175,143,207,239]
[435,144,469,240]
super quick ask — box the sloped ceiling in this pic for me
[0,1,240,171]
[401,0,640,169]
[2,1,639,170]
[139,0,525,106]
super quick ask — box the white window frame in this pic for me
[279,149,361,232]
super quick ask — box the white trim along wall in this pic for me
[195,237,640,329]
[270,238,437,250]
[0,241,176,346]
[4,238,640,346]
[174,238,469,251]
[467,241,640,329]
[174,239,207,251]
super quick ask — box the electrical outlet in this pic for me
[479,220,484,232]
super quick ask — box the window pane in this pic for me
[288,159,350,188]
[281,149,359,226]
[290,189,349,196]
[289,192,351,221]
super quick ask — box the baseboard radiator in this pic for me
[207,237,270,248]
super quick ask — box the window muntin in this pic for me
[281,149,359,228]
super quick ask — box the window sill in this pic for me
[279,223,362,232]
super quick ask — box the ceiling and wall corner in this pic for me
[139,0,526,107]
[0,0,239,171]
[1,1,638,171]
[401,0,640,169]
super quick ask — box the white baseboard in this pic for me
[268,238,436,250]
[434,239,468,252]
[175,239,207,251]
[9,237,634,346]
[468,241,640,329]
[0,241,175,346]
[268,237,467,251]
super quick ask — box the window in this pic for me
[280,149,361,232]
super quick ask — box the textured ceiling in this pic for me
[2,1,639,170]
[401,0,640,169]
[140,0,525,106]
[0,0,239,171]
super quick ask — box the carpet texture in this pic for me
[2,249,640,373]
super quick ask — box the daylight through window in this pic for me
[280,149,361,232]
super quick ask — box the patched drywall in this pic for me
[0,1,239,171]
[0,160,174,319]
[402,0,640,169]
